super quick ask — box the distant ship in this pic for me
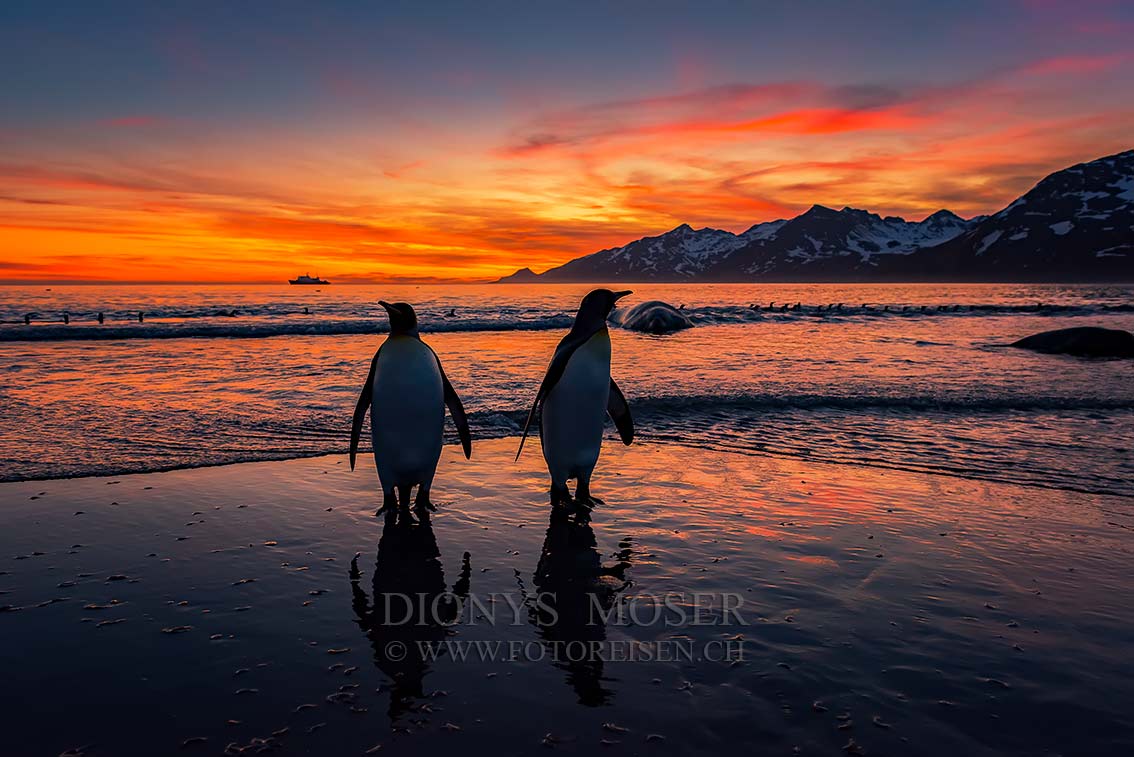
[289,273,329,285]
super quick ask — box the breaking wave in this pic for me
[4,302,1132,342]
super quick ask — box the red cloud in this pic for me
[1016,53,1128,76]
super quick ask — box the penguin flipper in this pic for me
[350,348,381,471]
[438,361,472,459]
[607,377,634,446]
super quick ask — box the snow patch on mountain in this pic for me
[976,230,1003,254]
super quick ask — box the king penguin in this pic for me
[350,301,472,515]
[516,289,635,509]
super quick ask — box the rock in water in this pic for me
[1011,326,1134,357]
[613,301,693,334]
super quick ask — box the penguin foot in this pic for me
[549,483,573,510]
[414,498,438,513]
[376,493,398,518]
[575,494,605,508]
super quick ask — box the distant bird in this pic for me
[97,312,104,324]
[62,312,70,324]
[445,308,456,318]
[350,301,471,515]
[678,304,685,310]
[23,313,32,325]
[303,307,310,315]
[792,302,801,311]
[766,301,776,311]
[138,311,145,323]
[517,289,634,510]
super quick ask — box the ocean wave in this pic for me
[3,302,1132,342]
[619,392,1134,414]
[0,316,575,342]
[674,302,1134,326]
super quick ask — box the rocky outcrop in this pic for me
[1011,327,1134,357]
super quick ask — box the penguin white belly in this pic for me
[541,330,611,484]
[370,336,445,488]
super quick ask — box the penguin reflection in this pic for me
[350,509,471,721]
[528,510,633,706]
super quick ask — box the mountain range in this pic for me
[497,149,1133,283]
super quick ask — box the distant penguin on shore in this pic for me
[23,313,32,325]
[445,308,456,318]
[62,312,70,324]
[138,311,145,323]
[517,289,634,510]
[350,301,472,515]
[303,307,310,315]
[97,312,104,324]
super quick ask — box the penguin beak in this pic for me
[613,290,633,301]
[378,300,395,315]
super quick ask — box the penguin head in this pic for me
[379,301,418,336]
[574,289,632,330]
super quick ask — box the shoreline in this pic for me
[3,438,1134,754]
[5,432,1132,501]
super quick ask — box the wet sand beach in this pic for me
[3,438,1133,756]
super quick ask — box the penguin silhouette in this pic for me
[350,301,472,514]
[97,312,104,324]
[138,311,145,323]
[350,508,471,721]
[62,312,69,324]
[445,308,456,318]
[517,289,634,509]
[23,313,32,325]
[525,509,632,705]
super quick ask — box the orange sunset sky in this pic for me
[1,1,1132,283]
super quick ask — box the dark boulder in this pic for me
[1011,326,1134,357]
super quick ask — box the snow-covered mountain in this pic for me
[715,206,979,280]
[510,209,977,282]
[496,149,1133,283]
[893,149,1134,281]
[527,222,780,281]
